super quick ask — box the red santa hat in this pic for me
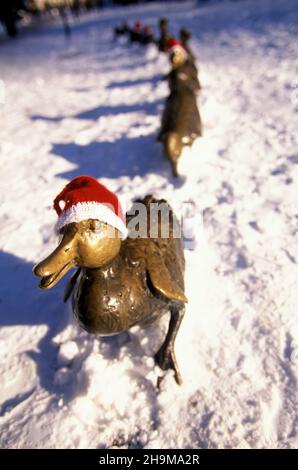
[53,176,128,238]
[165,38,187,58]
[134,20,142,31]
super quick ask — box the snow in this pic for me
[0,0,298,449]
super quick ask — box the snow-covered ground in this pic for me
[0,0,298,449]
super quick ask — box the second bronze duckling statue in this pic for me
[159,89,202,177]
[157,38,202,177]
[179,27,196,64]
[157,17,170,52]
[159,38,202,177]
[33,176,187,385]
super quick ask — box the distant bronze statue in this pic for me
[140,25,154,45]
[34,176,187,385]
[159,90,202,177]
[114,21,129,39]
[159,39,202,177]
[0,0,23,37]
[165,37,201,93]
[179,27,196,63]
[129,20,143,43]
[157,17,170,52]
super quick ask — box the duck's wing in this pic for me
[126,196,188,304]
[147,238,188,303]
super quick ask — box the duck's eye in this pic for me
[89,220,102,232]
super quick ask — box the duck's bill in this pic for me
[39,261,76,289]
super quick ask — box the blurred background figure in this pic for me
[71,0,81,18]
[129,20,142,43]
[58,4,71,37]
[140,25,154,45]
[114,21,129,39]
[0,0,26,38]
[157,17,170,52]
[179,27,196,62]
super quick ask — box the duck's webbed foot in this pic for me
[154,306,185,385]
[155,341,182,385]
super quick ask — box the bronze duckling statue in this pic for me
[158,38,202,177]
[159,90,202,177]
[33,176,187,385]
[157,17,170,52]
[179,27,196,64]
[140,25,154,46]
[129,20,143,44]
[114,21,129,40]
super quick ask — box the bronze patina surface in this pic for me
[159,89,202,177]
[159,44,202,177]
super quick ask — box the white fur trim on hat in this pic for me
[55,202,128,239]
